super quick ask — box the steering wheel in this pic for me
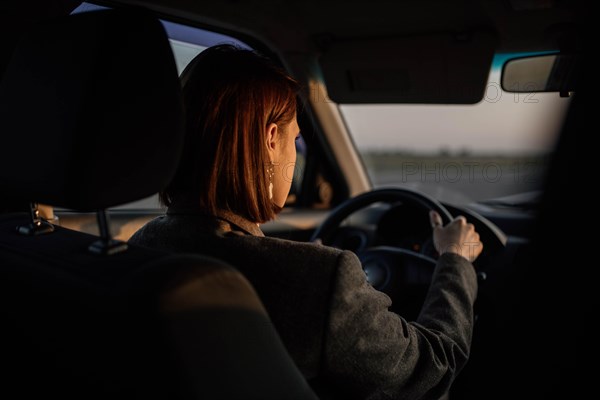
[310,188,456,319]
[311,188,453,243]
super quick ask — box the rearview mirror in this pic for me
[501,54,577,94]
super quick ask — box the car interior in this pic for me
[0,0,585,399]
[0,7,317,400]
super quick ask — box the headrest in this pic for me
[0,9,183,211]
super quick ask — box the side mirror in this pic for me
[501,54,577,96]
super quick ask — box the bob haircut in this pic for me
[160,45,300,223]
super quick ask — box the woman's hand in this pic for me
[429,211,483,262]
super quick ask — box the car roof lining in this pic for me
[1,0,578,104]
[95,0,577,104]
[102,0,577,53]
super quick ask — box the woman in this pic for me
[130,45,482,400]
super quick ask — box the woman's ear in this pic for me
[265,122,278,159]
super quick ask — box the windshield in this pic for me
[340,53,571,206]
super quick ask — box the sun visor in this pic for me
[319,31,496,104]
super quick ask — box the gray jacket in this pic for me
[129,207,478,400]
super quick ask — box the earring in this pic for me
[267,162,275,199]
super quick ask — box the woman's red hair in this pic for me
[160,45,299,223]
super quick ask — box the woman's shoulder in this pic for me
[259,237,366,279]
[129,215,360,274]
[257,234,343,258]
[128,214,201,250]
